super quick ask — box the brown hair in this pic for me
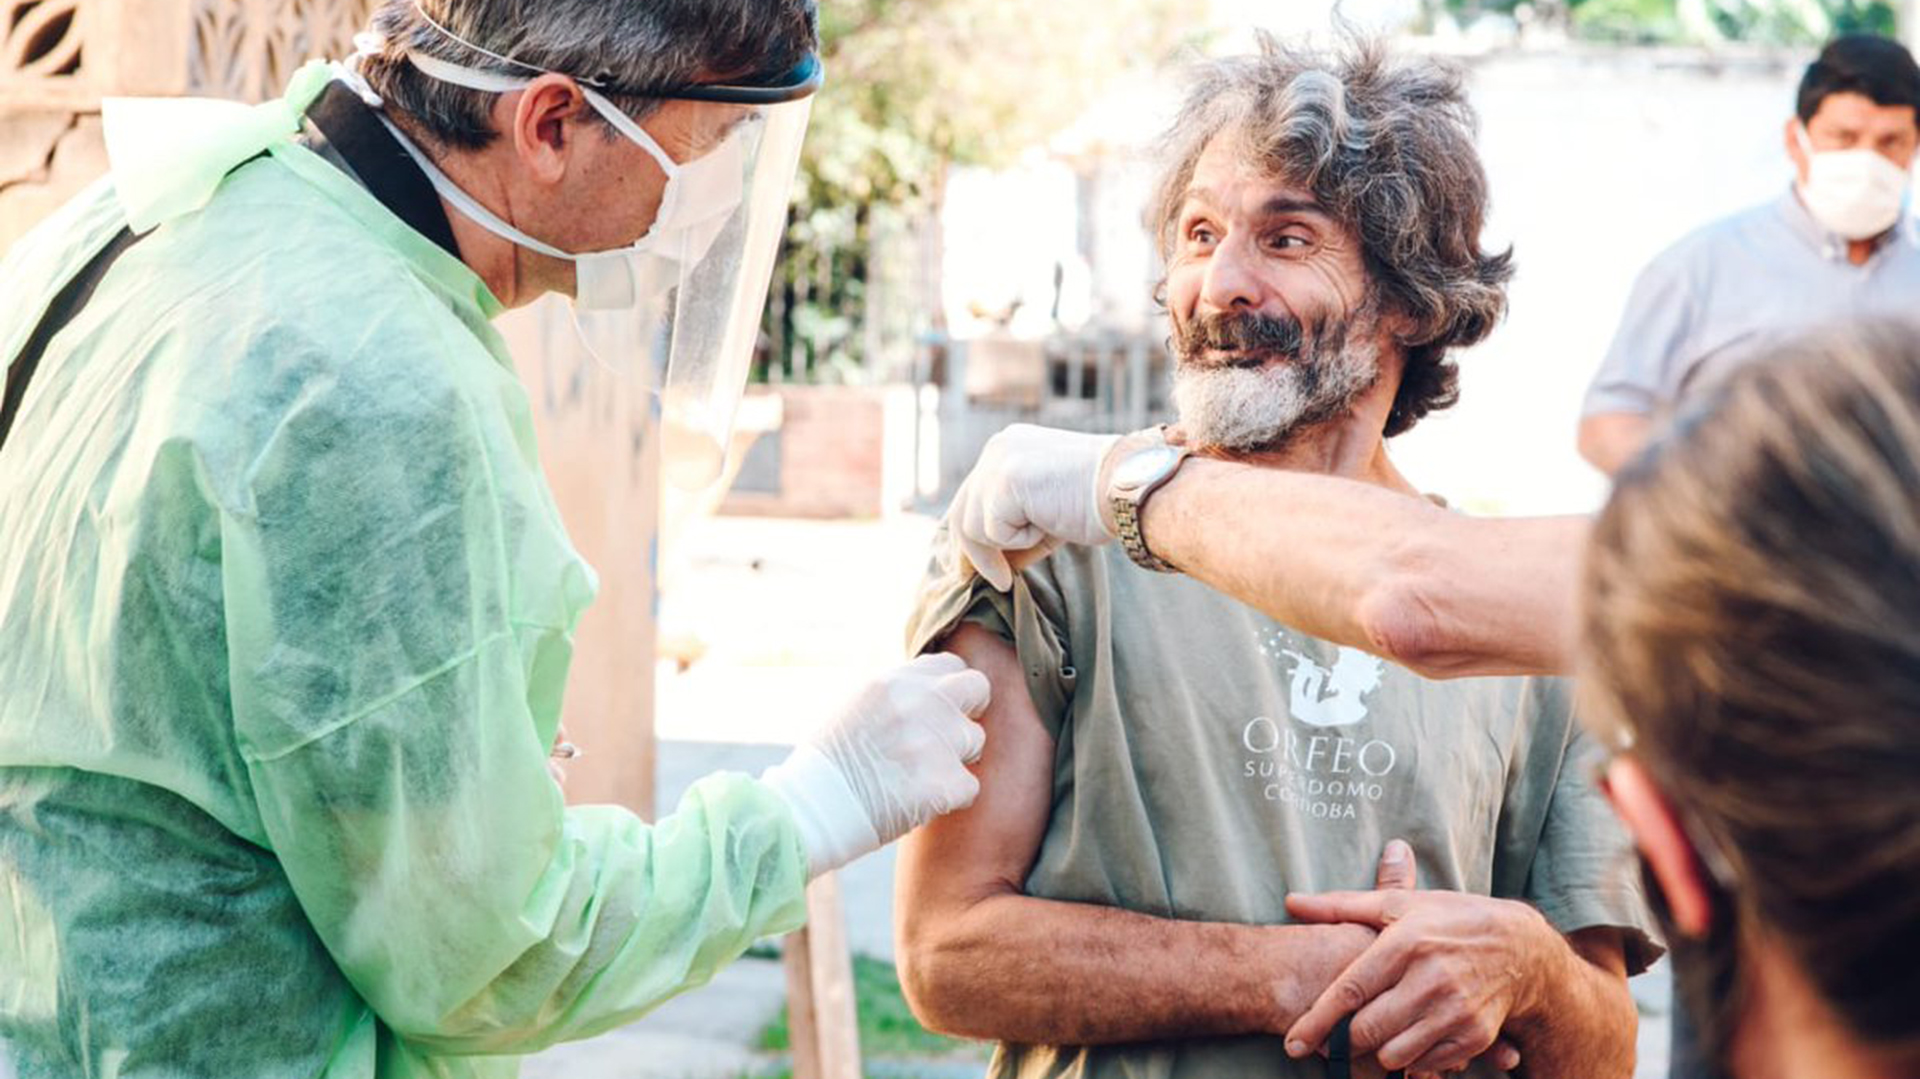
[1580,319,1920,1068]
[1145,33,1513,437]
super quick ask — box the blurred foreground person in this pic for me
[1583,319,1920,1079]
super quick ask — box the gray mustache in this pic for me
[1177,312,1306,359]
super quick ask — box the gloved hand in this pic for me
[760,653,990,877]
[948,424,1121,591]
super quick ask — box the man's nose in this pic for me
[1198,234,1262,313]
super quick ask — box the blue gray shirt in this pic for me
[1583,188,1920,416]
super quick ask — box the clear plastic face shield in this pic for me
[359,5,819,490]
[645,91,813,490]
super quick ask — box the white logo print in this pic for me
[1281,647,1384,728]
[1243,635,1399,819]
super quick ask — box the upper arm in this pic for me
[220,376,559,1032]
[895,623,1057,947]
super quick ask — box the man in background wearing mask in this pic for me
[1578,34,1920,475]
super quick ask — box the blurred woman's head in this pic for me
[1581,320,1920,1079]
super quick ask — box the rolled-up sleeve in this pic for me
[1524,726,1665,976]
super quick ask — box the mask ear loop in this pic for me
[565,279,678,387]
[566,307,625,379]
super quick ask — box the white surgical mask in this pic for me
[1795,122,1912,241]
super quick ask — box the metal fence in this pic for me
[912,327,1172,503]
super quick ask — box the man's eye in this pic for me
[1186,224,1217,246]
[1265,233,1310,252]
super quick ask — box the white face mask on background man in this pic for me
[1795,122,1913,240]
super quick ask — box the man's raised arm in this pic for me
[1139,456,1587,679]
[947,425,1587,680]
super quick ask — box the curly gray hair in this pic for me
[359,0,817,151]
[1147,34,1513,437]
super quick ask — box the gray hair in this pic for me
[1146,34,1512,437]
[359,0,818,151]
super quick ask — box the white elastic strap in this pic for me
[575,86,682,177]
[371,109,577,260]
[403,51,683,177]
[411,0,548,77]
[759,744,882,879]
[406,50,531,94]
[332,32,387,108]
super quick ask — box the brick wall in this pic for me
[723,384,921,519]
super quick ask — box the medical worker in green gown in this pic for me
[0,1,991,1075]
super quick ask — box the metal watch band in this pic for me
[1114,486,1180,573]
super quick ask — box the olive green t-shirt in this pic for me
[905,537,1660,1079]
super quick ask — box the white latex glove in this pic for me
[760,653,990,877]
[948,424,1120,591]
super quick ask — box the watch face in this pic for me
[1113,444,1181,490]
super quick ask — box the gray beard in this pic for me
[1171,322,1382,455]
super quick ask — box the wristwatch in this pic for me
[1108,434,1190,573]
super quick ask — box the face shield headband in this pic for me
[372,3,821,490]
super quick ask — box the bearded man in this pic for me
[892,37,1660,1079]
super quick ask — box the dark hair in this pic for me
[1146,34,1513,437]
[1796,34,1920,125]
[1580,319,1920,1071]
[360,0,817,151]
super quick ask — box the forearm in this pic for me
[1508,933,1638,1079]
[901,890,1372,1045]
[304,774,808,1054]
[1139,458,1587,677]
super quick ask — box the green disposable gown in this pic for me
[0,63,808,1078]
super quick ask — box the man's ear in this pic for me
[1605,756,1716,939]
[1784,116,1811,186]
[502,73,591,186]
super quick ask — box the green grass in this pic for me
[756,954,981,1058]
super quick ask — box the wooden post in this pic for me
[784,874,863,1079]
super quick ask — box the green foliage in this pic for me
[1443,0,1900,44]
[756,955,986,1057]
[1828,0,1900,35]
[1568,0,1687,43]
[759,0,1186,383]
[807,0,1186,209]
